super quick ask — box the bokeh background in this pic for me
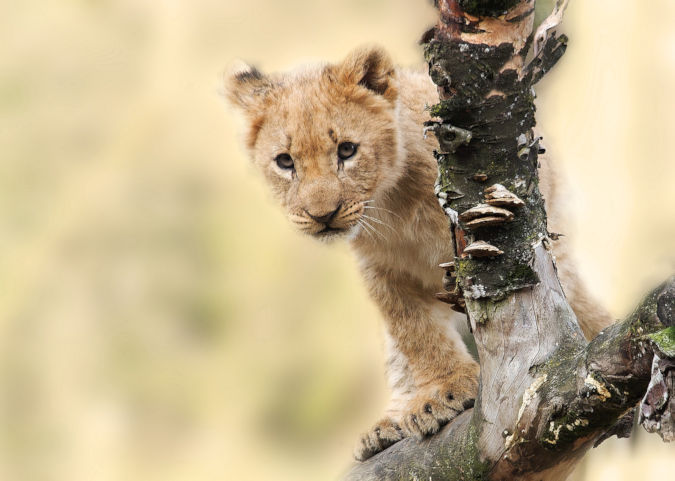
[1,1,674,480]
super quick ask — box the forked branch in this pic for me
[345,1,674,479]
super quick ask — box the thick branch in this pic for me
[344,278,674,480]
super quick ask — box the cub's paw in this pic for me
[354,417,405,462]
[401,369,479,439]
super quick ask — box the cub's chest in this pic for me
[355,222,452,293]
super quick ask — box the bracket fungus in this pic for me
[462,240,504,258]
[459,204,515,230]
[435,289,466,313]
[484,183,525,208]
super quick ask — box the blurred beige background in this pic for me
[1,1,673,480]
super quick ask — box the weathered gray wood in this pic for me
[470,242,584,463]
[345,267,674,480]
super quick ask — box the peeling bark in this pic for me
[344,1,674,479]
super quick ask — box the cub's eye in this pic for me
[275,153,294,170]
[337,142,358,161]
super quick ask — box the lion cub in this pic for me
[225,46,612,461]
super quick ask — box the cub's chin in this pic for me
[309,224,361,243]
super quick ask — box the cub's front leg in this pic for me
[354,266,478,461]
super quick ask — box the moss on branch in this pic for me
[345,279,675,480]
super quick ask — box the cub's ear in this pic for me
[223,61,272,112]
[336,46,397,102]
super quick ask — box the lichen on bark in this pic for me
[535,278,675,452]
[648,327,675,357]
[424,35,547,299]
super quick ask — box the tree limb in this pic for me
[345,266,673,480]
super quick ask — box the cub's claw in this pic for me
[401,397,458,437]
[354,417,405,461]
[354,365,479,460]
[402,368,479,439]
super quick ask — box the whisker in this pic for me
[363,205,404,221]
[364,205,398,217]
[357,219,375,241]
[361,213,396,233]
[360,217,386,241]
[359,218,377,237]
[357,218,375,239]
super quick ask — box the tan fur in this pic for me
[225,46,613,461]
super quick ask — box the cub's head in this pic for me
[225,46,401,241]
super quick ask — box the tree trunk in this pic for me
[345,1,675,479]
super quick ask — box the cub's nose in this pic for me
[305,203,341,224]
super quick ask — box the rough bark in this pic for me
[345,1,674,479]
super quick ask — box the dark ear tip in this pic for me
[222,61,270,109]
[344,46,396,99]
[361,45,393,66]
[227,60,263,84]
[233,65,263,83]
